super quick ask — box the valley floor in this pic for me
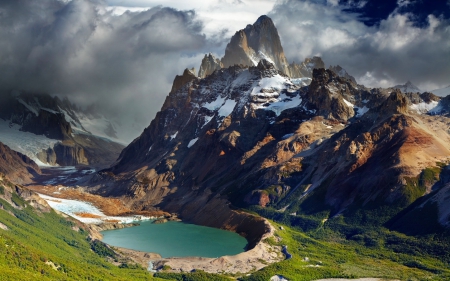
[3,166,448,280]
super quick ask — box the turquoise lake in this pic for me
[101,221,248,258]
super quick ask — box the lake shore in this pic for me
[151,219,283,274]
[36,190,283,274]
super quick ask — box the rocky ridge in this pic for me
[0,142,40,184]
[0,91,124,167]
[86,15,450,245]
[198,53,223,78]
[204,15,325,80]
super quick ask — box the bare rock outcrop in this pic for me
[221,15,290,76]
[0,142,40,184]
[170,68,197,94]
[289,56,325,78]
[198,53,223,78]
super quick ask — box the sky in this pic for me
[0,0,449,143]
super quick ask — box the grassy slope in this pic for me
[0,185,158,280]
[2,170,450,281]
[238,220,450,281]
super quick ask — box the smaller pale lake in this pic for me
[101,220,248,258]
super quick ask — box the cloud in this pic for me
[0,0,210,142]
[105,0,276,38]
[269,0,450,90]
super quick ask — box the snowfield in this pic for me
[410,101,440,114]
[0,119,59,165]
[250,74,302,116]
[38,194,153,224]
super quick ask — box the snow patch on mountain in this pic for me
[187,138,198,148]
[343,99,354,107]
[231,70,254,88]
[291,77,312,87]
[0,119,59,165]
[410,101,440,114]
[249,74,302,116]
[170,131,178,140]
[254,94,302,116]
[201,116,213,129]
[218,99,237,117]
[17,98,39,116]
[355,106,369,117]
[250,75,292,96]
[38,194,154,224]
[202,96,227,111]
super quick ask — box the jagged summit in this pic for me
[221,15,290,76]
[170,68,197,94]
[393,80,421,93]
[194,15,325,80]
[329,65,357,84]
[198,53,223,78]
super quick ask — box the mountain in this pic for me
[0,91,124,168]
[392,80,421,93]
[221,15,291,76]
[0,141,40,184]
[91,58,448,233]
[288,56,325,79]
[216,15,323,79]
[329,65,357,84]
[198,53,223,78]
[82,15,450,237]
[431,85,450,97]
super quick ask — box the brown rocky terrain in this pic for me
[0,142,40,184]
[86,57,450,239]
[198,53,223,78]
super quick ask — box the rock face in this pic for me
[288,56,325,78]
[221,15,290,76]
[329,65,357,84]
[0,142,40,184]
[171,68,197,93]
[0,91,124,167]
[198,54,223,78]
[198,16,324,80]
[393,81,421,93]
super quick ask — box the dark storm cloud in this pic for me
[269,0,450,90]
[0,0,210,142]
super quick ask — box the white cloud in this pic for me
[269,0,450,90]
[0,0,209,142]
[105,0,276,38]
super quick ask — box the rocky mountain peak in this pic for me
[303,68,356,122]
[393,80,421,93]
[198,53,223,78]
[170,68,198,94]
[221,15,290,76]
[257,59,276,71]
[288,56,325,78]
[377,90,409,117]
[329,65,357,84]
